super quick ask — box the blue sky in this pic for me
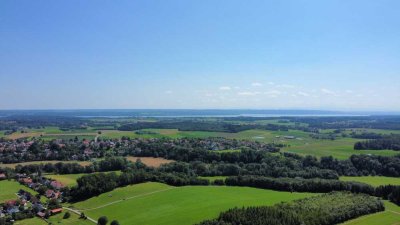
[0,0,399,110]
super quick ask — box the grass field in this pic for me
[126,156,174,167]
[0,180,38,202]
[0,160,92,169]
[45,173,87,187]
[340,176,400,187]
[14,211,93,225]
[45,171,122,187]
[72,182,315,225]
[342,201,400,225]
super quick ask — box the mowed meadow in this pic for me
[71,182,315,225]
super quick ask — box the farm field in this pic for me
[340,176,400,187]
[72,182,315,225]
[45,171,122,187]
[0,160,92,169]
[126,156,174,167]
[342,201,400,225]
[0,180,38,202]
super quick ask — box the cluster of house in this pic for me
[0,188,63,220]
[17,174,65,200]
[0,140,35,154]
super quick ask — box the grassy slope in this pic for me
[340,176,400,187]
[72,182,315,225]
[0,180,38,202]
[342,201,400,225]
[14,211,93,225]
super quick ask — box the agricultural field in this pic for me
[45,171,122,187]
[340,176,400,187]
[0,180,38,202]
[342,201,400,225]
[72,182,315,225]
[126,156,174,167]
[0,160,92,169]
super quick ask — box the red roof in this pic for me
[50,208,63,214]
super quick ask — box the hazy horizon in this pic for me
[1,0,399,110]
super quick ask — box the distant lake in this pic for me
[0,109,381,118]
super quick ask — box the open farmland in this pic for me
[340,176,400,187]
[126,156,174,167]
[0,180,38,202]
[72,182,315,225]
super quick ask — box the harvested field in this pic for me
[126,156,174,167]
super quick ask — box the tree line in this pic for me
[196,192,384,225]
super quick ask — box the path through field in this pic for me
[81,187,176,211]
[63,207,97,224]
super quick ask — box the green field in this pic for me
[342,201,400,225]
[340,176,400,187]
[0,180,38,202]
[72,182,315,225]
[45,173,86,187]
[45,171,122,187]
[14,211,93,225]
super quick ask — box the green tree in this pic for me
[63,212,71,219]
[98,216,108,225]
[110,220,120,225]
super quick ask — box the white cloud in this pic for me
[251,82,263,87]
[219,86,231,91]
[237,91,261,96]
[264,90,281,96]
[268,82,275,85]
[277,84,295,88]
[321,88,336,95]
[297,91,310,97]
[165,90,173,94]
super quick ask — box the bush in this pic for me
[63,212,71,219]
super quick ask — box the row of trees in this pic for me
[224,175,400,206]
[118,121,289,133]
[197,192,384,225]
[14,157,132,175]
[354,134,400,150]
